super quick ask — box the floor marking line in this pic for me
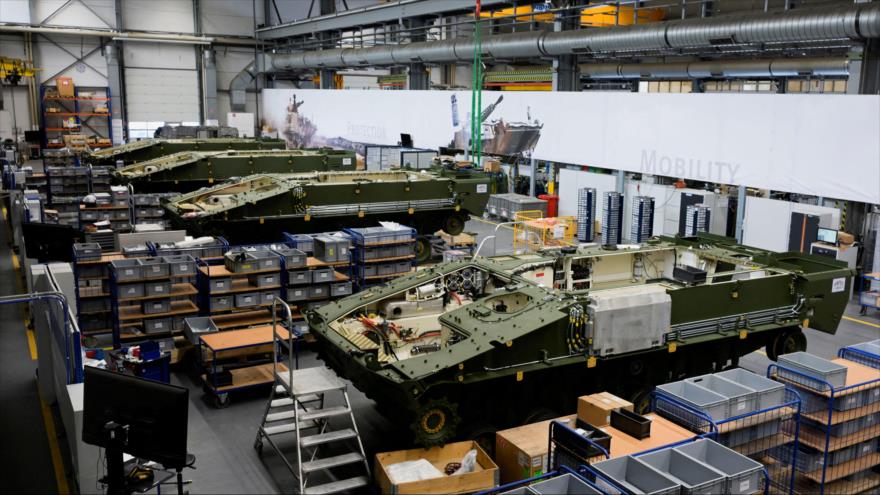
[842,315,880,329]
[9,250,37,360]
[755,349,767,356]
[39,393,70,494]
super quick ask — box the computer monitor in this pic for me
[817,227,838,246]
[82,366,189,469]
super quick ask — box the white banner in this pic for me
[262,89,880,204]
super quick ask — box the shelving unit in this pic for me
[857,272,880,315]
[198,324,292,407]
[196,252,283,330]
[109,256,199,348]
[40,85,112,150]
[283,256,350,335]
[345,225,416,288]
[768,357,880,495]
[72,247,125,339]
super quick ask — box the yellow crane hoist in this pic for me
[0,57,37,85]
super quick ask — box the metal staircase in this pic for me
[254,298,370,494]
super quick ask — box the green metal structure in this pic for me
[86,138,286,165]
[304,234,855,446]
[113,148,357,192]
[163,168,492,257]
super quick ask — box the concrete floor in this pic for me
[2,216,878,494]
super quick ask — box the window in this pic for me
[128,121,165,140]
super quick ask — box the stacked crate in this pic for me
[133,194,170,228]
[109,255,199,348]
[346,225,416,288]
[79,186,131,233]
[197,248,283,329]
[654,368,801,494]
[769,352,880,494]
[72,242,117,338]
[46,166,90,227]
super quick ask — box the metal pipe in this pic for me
[0,23,254,45]
[580,57,850,79]
[267,3,880,70]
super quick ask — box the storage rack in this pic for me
[282,256,351,334]
[109,256,199,348]
[195,250,284,330]
[768,357,880,494]
[132,194,172,228]
[653,380,801,494]
[630,195,655,243]
[345,226,416,288]
[72,245,125,340]
[577,187,596,242]
[601,191,623,245]
[40,85,112,150]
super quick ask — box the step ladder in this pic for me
[254,298,370,495]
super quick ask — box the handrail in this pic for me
[272,296,298,371]
[0,291,78,383]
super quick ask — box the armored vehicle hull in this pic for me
[86,138,285,165]
[114,149,357,193]
[305,234,854,446]
[163,169,491,259]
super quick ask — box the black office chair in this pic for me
[160,453,196,495]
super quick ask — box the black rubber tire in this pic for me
[415,236,432,263]
[629,387,653,415]
[522,407,559,425]
[775,328,807,358]
[464,422,498,458]
[443,215,466,236]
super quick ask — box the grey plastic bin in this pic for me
[288,270,310,285]
[591,456,680,495]
[139,258,170,278]
[777,352,847,390]
[311,267,334,283]
[639,448,726,495]
[117,283,144,299]
[687,374,758,416]
[142,299,171,315]
[208,278,231,293]
[287,287,308,302]
[144,317,171,334]
[529,474,603,495]
[498,487,535,495]
[234,292,259,308]
[272,247,307,268]
[715,368,786,410]
[164,255,195,276]
[249,273,278,288]
[111,259,142,281]
[183,317,218,345]
[209,295,232,311]
[656,381,729,421]
[674,439,763,495]
[144,280,171,297]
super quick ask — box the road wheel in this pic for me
[411,397,460,447]
[775,328,807,359]
[629,387,653,415]
[415,236,432,263]
[443,215,466,236]
[464,422,498,458]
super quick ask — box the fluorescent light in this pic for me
[112,37,212,45]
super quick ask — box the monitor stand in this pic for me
[101,421,132,495]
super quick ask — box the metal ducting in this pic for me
[580,57,850,79]
[266,3,880,70]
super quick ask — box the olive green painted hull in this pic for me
[305,234,855,445]
[87,138,285,165]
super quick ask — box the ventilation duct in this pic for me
[267,3,880,70]
[580,57,850,79]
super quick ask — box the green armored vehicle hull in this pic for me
[163,169,491,258]
[86,138,286,165]
[114,149,357,193]
[305,234,854,446]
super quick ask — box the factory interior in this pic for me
[0,0,879,494]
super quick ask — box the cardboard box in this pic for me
[495,415,575,484]
[56,77,74,97]
[838,231,855,245]
[577,392,633,427]
[375,440,498,495]
[483,159,502,173]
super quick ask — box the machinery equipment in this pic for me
[304,233,854,446]
[113,148,357,192]
[163,168,491,260]
[86,138,285,165]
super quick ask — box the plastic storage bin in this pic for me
[209,295,232,311]
[139,258,170,278]
[288,270,310,285]
[164,255,195,276]
[656,380,729,420]
[591,456,680,495]
[674,439,763,495]
[288,234,314,253]
[639,448,726,495]
[309,285,328,299]
[777,352,847,390]
[687,374,758,416]
[715,368,786,410]
[234,292,259,308]
[610,408,652,440]
[111,259,142,281]
[272,246,307,268]
[287,287,307,302]
[183,317,218,345]
[259,290,281,306]
[249,273,278,288]
[331,281,353,297]
[143,317,171,334]
[311,267,334,283]
[73,242,102,260]
[224,251,258,273]
[529,474,604,495]
[208,278,231,293]
[142,299,171,315]
[117,283,144,299]
[144,280,171,297]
